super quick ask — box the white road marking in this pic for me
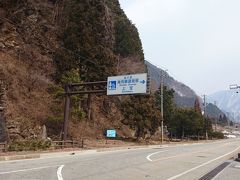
[0,165,58,175]
[57,165,64,180]
[167,145,240,180]
[146,150,168,162]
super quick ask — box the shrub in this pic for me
[209,131,224,139]
[8,139,51,151]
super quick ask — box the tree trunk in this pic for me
[181,128,185,140]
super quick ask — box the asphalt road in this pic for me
[0,139,240,180]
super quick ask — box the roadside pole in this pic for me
[160,70,164,143]
[203,95,208,140]
[63,85,70,141]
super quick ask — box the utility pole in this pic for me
[203,95,208,140]
[160,70,164,143]
[214,101,217,132]
[160,69,167,143]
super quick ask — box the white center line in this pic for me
[57,165,64,180]
[0,165,58,175]
[146,150,168,162]
[167,145,240,180]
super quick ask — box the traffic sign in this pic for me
[107,73,148,95]
[106,130,116,138]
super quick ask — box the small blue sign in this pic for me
[108,81,116,90]
[106,130,116,138]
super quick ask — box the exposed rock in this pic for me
[0,42,5,48]
[0,0,148,141]
[41,125,47,139]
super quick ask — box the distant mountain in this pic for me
[208,90,240,122]
[205,103,225,119]
[145,61,198,107]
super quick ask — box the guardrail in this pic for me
[51,140,84,149]
[0,140,85,152]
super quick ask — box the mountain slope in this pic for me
[205,103,225,119]
[208,90,240,122]
[145,61,198,107]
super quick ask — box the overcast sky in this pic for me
[119,0,240,95]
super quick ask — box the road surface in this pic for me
[0,139,240,180]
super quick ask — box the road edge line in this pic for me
[166,145,240,180]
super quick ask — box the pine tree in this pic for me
[155,85,175,125]
[54,0,117,82]
[194,98,202,115]
[222,114,228,126]
[121,95,161,138]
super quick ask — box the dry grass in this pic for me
[0,51,55,139]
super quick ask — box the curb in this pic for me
[0,154,40,161]
[0,140,219,162]
[40,149,97,158]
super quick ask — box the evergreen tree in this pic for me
[106,0,144,61]
[218,115,223,124]
[155,86,175,126]
[172,108,204,139]
[121,95,161,138]
[222,114,228,126]
[194,97,202,115]
[54,0,117,82]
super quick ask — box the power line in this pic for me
[58,46,97,66]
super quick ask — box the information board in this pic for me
[106,130,116,138]
[107,73,148,95]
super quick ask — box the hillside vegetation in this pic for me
[0,0,150,142]
[0,0,218,144]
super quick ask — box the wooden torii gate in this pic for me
[62,74,151,141]
[62,81,107,141]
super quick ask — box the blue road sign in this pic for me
[106,130,116,138]
[108,81,116,90]
[107,73,148,95]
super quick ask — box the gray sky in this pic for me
[119,0,240,95]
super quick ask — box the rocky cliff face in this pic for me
[2,0,205,142]
[0,0,59,141]
[0,0,146,141]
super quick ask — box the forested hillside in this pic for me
[0,0,217,144]
[145,61,198,107]
[0,0,153,142]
